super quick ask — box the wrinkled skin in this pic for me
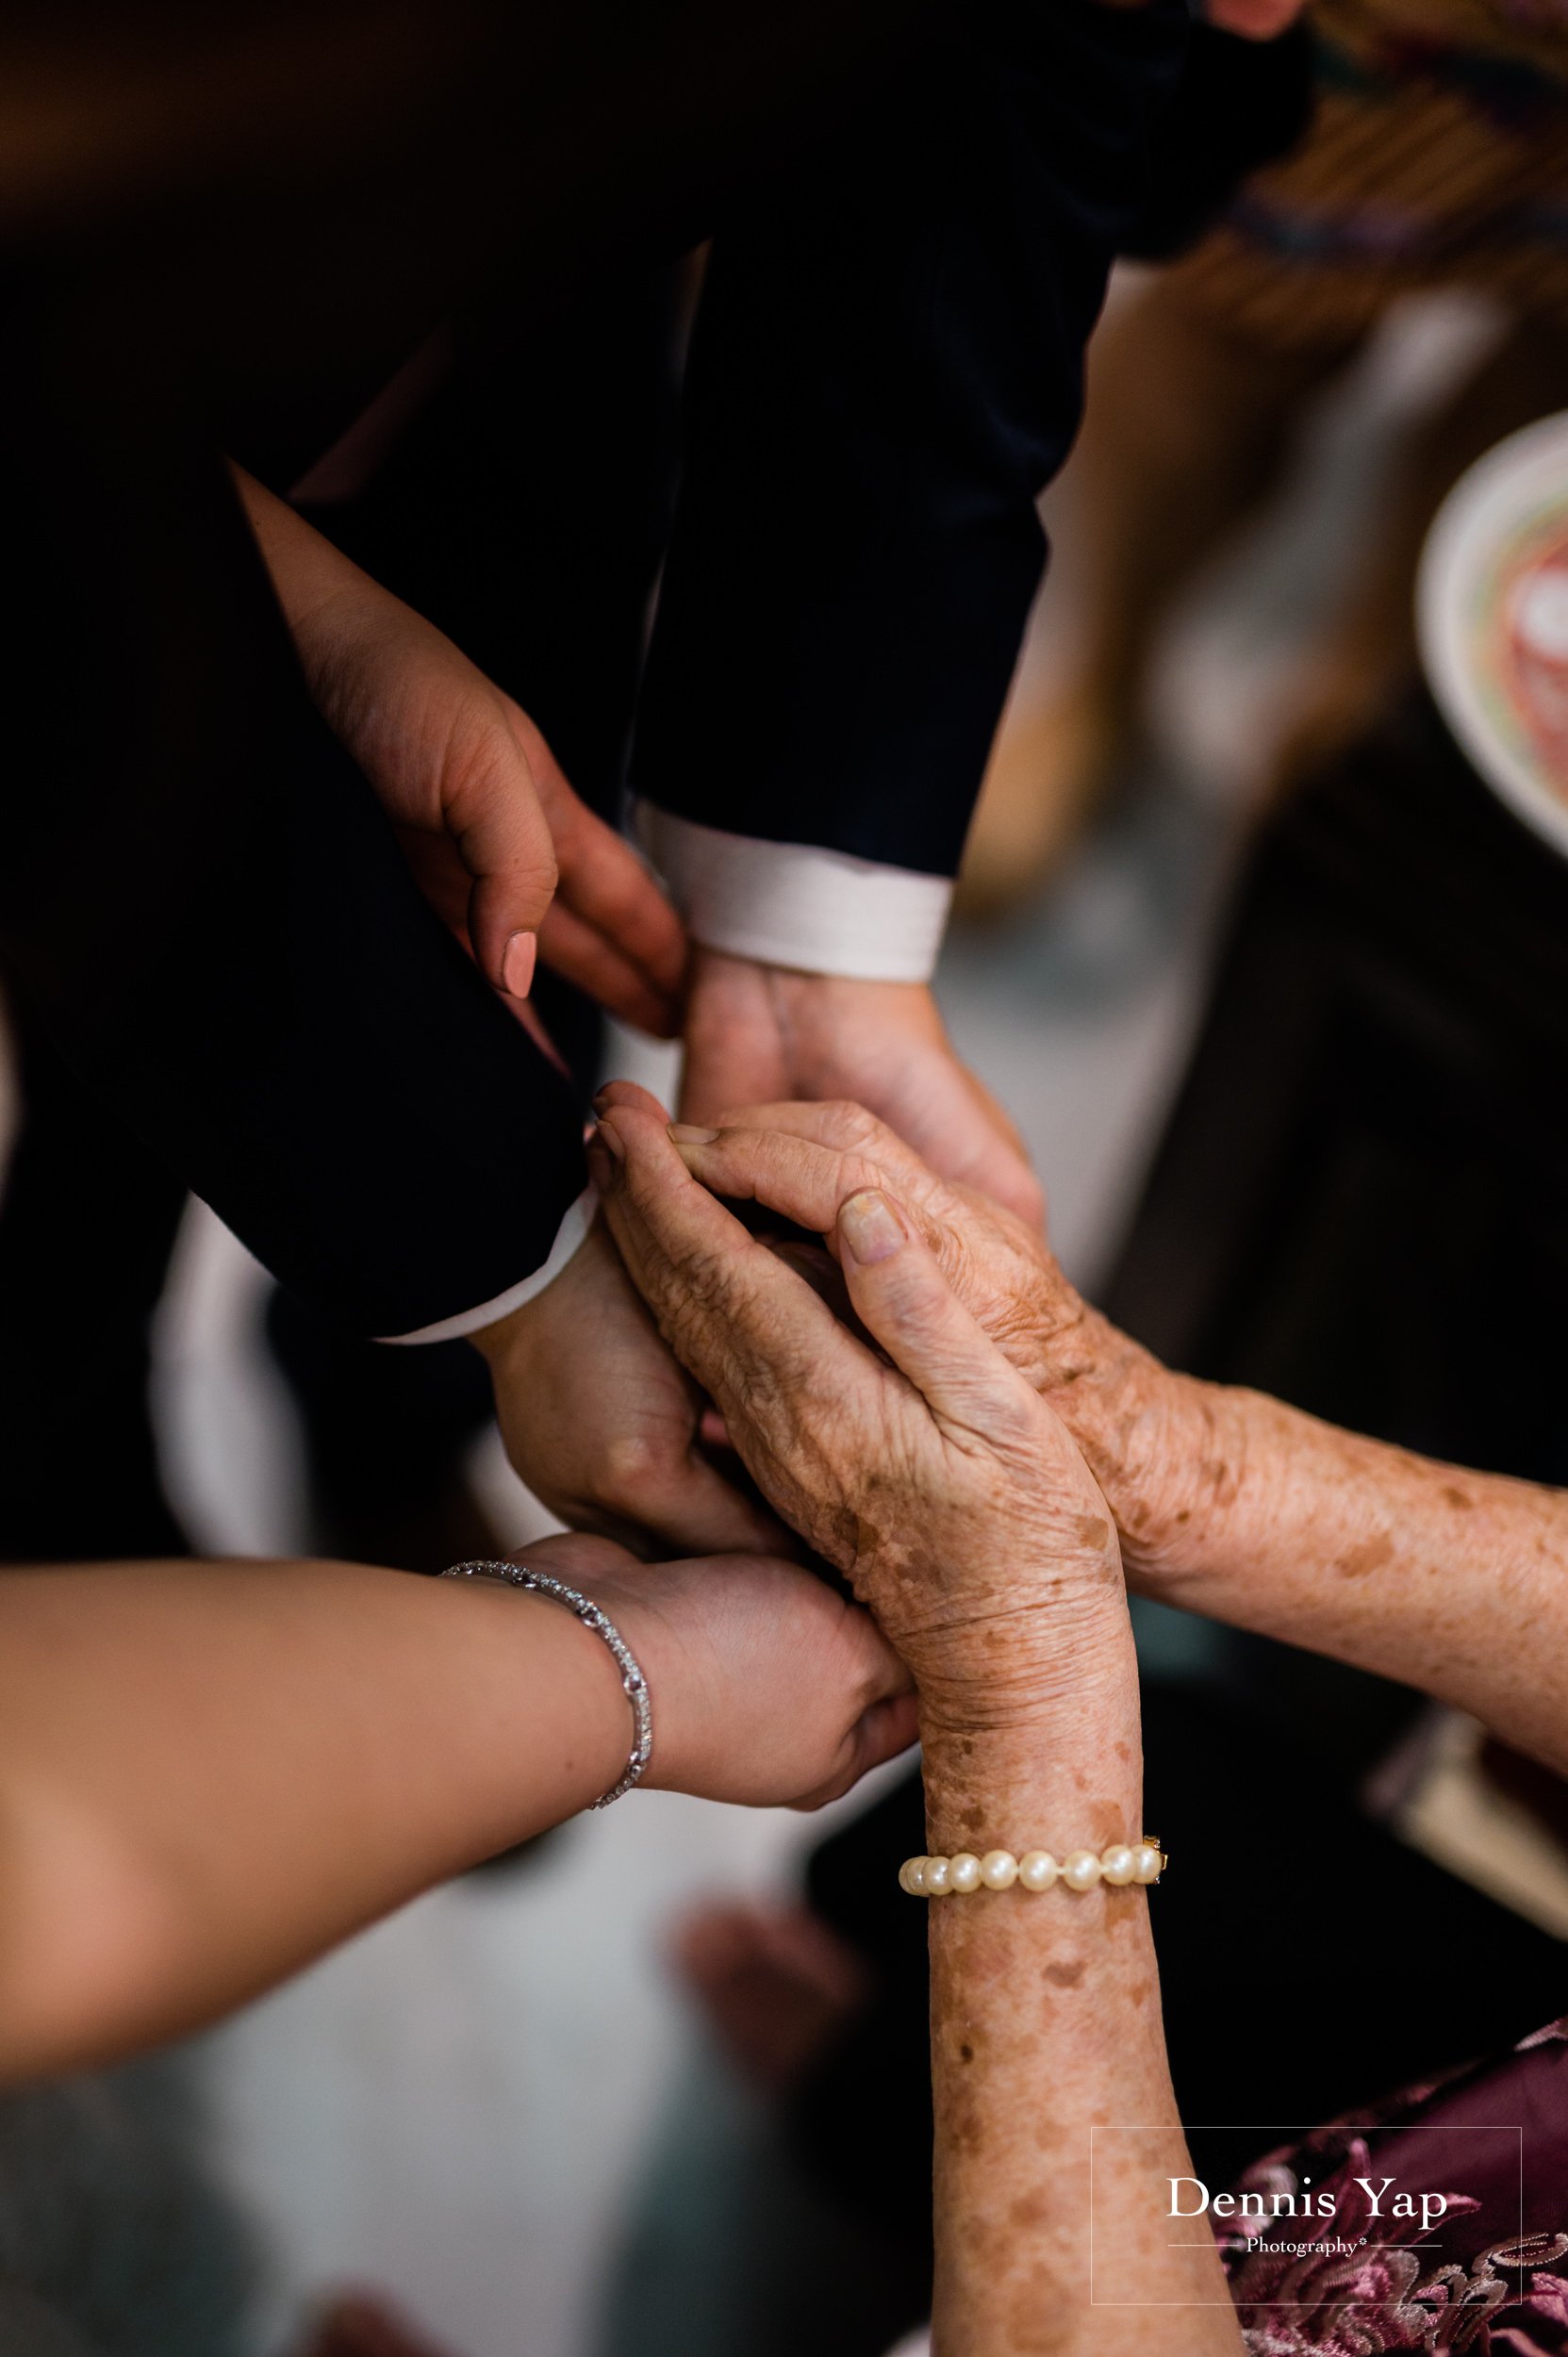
[639,1091,1568,1789]
[647,1090,1212,1584]
[590,1088,1246,2356]
[591,1085,1125,1738]
[585,1081,1568,2357]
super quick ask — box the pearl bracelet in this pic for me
[900,1840,1165,1897]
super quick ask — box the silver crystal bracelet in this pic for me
[438,1559,652,1806]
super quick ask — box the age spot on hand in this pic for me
[1335,1531,1394,1579]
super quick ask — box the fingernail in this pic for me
[586,1134,616,1191]
[840,1190,904,1265]
[668,1124,719,1145]
[594,1117,626,1162]
[502,931,536,998]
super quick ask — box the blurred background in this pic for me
[8,263,1565,2357]
[7,0,1568,2338]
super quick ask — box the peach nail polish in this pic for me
[502,931,537,997]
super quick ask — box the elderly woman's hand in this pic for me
[589,1096,1131,1738]
[660,1094,1089,1386]
[619,1090,1214,1584]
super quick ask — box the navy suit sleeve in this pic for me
[630,0,1187,879]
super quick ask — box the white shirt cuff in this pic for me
[635,805,953,983]
[374,1185,596,1345]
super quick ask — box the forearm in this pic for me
[233,459,427,756]
[0,1558,629,2081]
[1115,1375,1568,1773]
[922,1642,1239,2355]
[231,461,377,651]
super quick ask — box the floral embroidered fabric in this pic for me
[1218,2017,1568,2352]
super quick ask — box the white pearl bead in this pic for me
[1100,1845,1135,1887]
[899,1857,925,1895]
[1063,1849,1102,1891]
[1132,1842,1164,1885]
[948,1852,982,1893]
[924,1855,954,1896]
[980,1850,1018,1890]
[1017,1850,1058,1891]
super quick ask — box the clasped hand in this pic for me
[587,1084,1133,1740]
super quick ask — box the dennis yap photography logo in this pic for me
[1166,2167,1451,2258]
[1087,2122,1525,2306]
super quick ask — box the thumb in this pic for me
[835,1189,1034,1436]
[446,704,563,997]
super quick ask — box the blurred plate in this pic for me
[1418,410,1568,862]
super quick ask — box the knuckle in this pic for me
[1011,1169,1048,1228]
[916,1205,966,1277]
[981,1384,1041,1455]
[932,1383,1036,1472]
[452,759,558,893]
[819,1100,883,1151]
[876,1251,947,1324]
[510,834,559,899]
[601,1428,670,1499]
[835,1152,888,1206]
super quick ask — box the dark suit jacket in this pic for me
[635,0,1187,878]
[1,0,1186,1336]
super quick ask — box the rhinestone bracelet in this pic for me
[900,1840,1165,1897]
[439,1559,652,1807]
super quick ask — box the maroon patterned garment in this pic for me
[1217,2019,1568,2352]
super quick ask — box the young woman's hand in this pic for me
[473,1219,788,1561]
[520,1532,916,1809]
[235,467,687,1034]
[586,1104,1131,1740]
